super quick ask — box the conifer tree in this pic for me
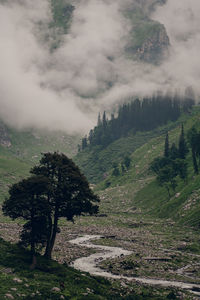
[164,132,169,157]
[178,124,188,159]
[169,143,179,160]
[187,127,199,174]
[97,113,102,126]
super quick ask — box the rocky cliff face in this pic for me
[125,3,170,65]
[135,24,169,64]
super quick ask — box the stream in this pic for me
[69,235,200,297]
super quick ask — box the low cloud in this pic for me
[0,0,199,134]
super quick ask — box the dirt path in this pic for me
[69,235,200,297]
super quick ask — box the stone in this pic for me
[5,294,14,299]
[13,278,22,283]
[52,287,61,292]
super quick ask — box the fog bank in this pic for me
[0,0,199,134]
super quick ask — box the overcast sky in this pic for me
[0,0,199,134]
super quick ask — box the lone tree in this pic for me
[2,175,50,265]
[150,157,178,197]
[3,152,100,260]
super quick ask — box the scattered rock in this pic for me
[5,294,14,299]
[13,277,22,284]
[52,287,61,292]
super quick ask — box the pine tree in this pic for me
[187,127,199,174]
[164,132,169,157]
[169,143,179,160]
[178,124,188,159]
[97,113,102,126]
[81,136,87,150]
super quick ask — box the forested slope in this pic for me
[94,106,200,228]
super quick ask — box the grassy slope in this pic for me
[0,237,169,300]
[0,125,80,203]
[76,114,189,184]
[94,107,200,227]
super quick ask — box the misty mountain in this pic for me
[50,0,170,64]
[1,0,199,135]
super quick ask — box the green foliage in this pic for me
[2,176,50,254]
[123,156,131,170]
[112,164,120,177]
[150,157,177,196]
[81,96,182,152]
[150,127,189,197]
[178,124,188,159]
[2,152,99,259]
[187,126,200,173]
[169,143,179,160]
[164,132,169,157]
[95,107,200,227]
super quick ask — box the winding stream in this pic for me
[69,235,200,296]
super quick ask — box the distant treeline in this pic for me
[79,95,195,151]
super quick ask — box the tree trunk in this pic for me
[30,210,36,268]
[44,215,53,258]
[30,255,37,270]
[45,212,58,259]
[192,148,198,174]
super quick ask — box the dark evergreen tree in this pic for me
[31,152,99,259]
[121,163,126,174]
[97,113,102,126]
[123,155,131,170]
[2,175,50,266]
[3,153,100,260]
[79,93,190,151]
[178,124,188,159]
[174,159,188,182]
[187,127,199,174]
[81,136,88,150]
[150,157,178,197]
[169,143,179,160]
[164,132,169,157]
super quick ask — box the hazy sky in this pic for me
[0,0,199,134]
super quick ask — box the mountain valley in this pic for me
[0,0,200,299]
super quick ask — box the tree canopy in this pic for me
[3,152,100,260]
[150,127,188,197]
[79,94,194,151]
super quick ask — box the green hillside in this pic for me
[0,123,80,203]
[92,106,200,228]
[0,110,200,299]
